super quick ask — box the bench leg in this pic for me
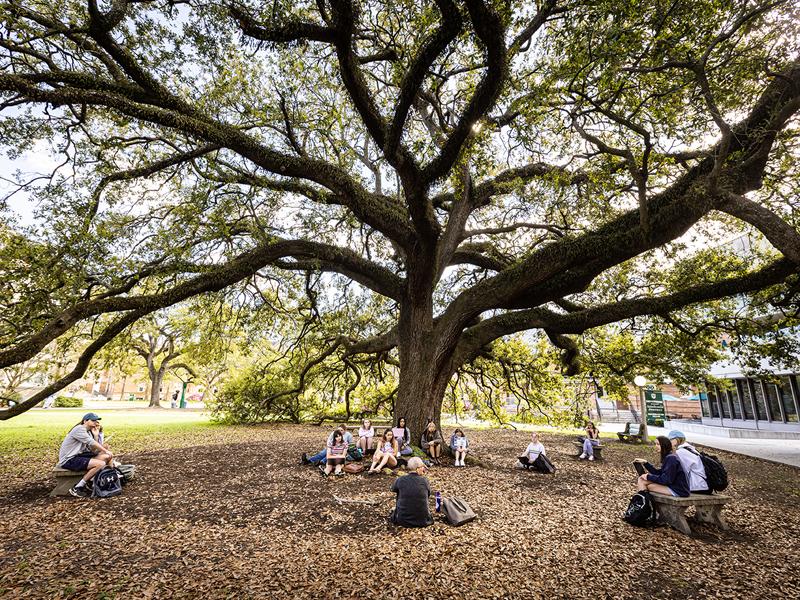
[694,504,729,530]
[50,475,83,497]
[657,504,693,536]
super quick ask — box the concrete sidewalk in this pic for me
[600,423,800,468]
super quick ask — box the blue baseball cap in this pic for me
[667,430,684,440]
[82,412,101,422]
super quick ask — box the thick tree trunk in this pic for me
[394,272,454,440]
[148,366,163,408]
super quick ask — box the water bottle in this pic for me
[435,491,442,513]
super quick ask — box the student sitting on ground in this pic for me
[323,430,348,478]
[390,457,433,528]
[634,435,690,497]
[518,432,550,472]
[451,428,469,467]
[58,412,114,497]
[302,424,354,465]
[420,421,444,465]
[369,429,399,473]
[392,417,413,456]
[357,418,375,455]
[579,421,601,461]
[668,430,711,494]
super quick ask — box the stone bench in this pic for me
[650,492,732,536]
[50,467,86,497]
[572,442,604,460]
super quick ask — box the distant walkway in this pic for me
[600,423,800,469]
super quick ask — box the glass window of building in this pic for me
[764,382,784,422]
[727,388,742,420]
[737,379,755,420]
[750,379,768,420]
[779,376,799,423]
[720,390,731,418]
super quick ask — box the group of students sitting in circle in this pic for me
[301,418,713,499]
[300,417,470,476]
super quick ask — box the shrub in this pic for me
[209,366,300,424]
[54,396,83,408]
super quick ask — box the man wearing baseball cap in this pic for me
[57,413,114,497]
[668,430,710,495]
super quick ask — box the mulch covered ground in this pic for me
[1,425,798,599]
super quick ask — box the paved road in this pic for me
[600,424,800,468]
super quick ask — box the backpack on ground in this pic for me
[92,466,123,498]
[623,491,657,527]
[343,463,364,474]
[347,445,364,461]
[115,464,136,485]
[533,454,556,474]
[688,448,728,492]
[441,496,477,526]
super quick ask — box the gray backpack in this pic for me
[441,496,477,526]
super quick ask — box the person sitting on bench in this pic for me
[390,457,433,528]
[634,436,689,497]
[518,432,549,472]
[668,430,711,494]
[357,418,375,455]
[58,412,114,497]
[579,421,601,461]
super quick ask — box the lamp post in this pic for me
[634,375,649,443]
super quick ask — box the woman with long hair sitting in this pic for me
[369,429,399,473]
[635,435,690,497]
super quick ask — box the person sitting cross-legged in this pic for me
[390,457,433,528]
[518,432,551,472]
[58,412,114,497]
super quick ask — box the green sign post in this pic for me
[644,390,665,426]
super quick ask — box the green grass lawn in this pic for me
[0,408,216,463]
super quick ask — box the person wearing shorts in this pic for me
[58,412,114,497]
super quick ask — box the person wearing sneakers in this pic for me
[668,430,711,494]
[451,428,469,466]
[579,421,601,461]
[323,429,348,478]
[57,413,113,497]
[420,420,444,465]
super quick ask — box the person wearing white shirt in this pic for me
[518,432,550,472]
[668,430,711,494]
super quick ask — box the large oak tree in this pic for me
[1,0,799,435]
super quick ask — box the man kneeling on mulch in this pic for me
[390,457,433,528]
[58,412,114,497]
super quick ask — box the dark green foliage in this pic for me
[53,396,83,408]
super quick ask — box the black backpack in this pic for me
[92,466,123,498]
[623,491,657,527]
[688,448,728,492]
[533,454,557,474]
